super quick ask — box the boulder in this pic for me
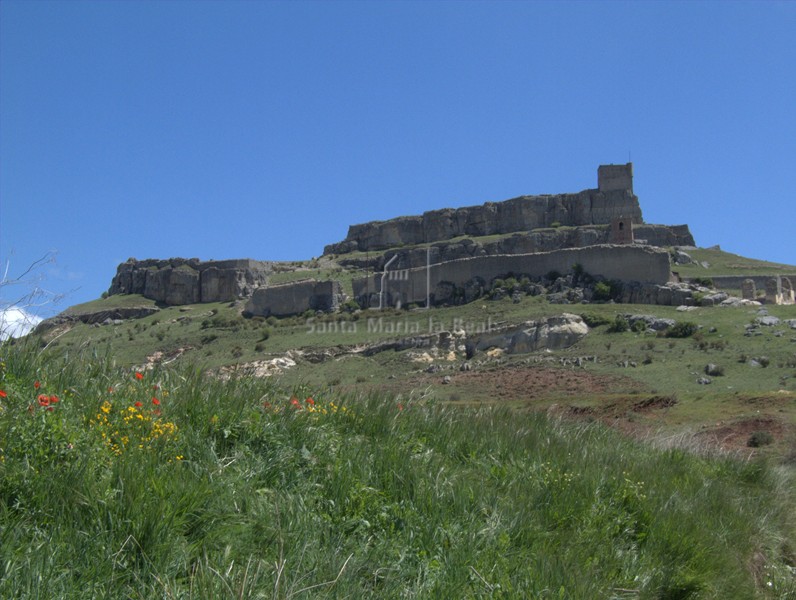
[465,313,588,357]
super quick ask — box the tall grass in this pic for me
[1,342,794,598]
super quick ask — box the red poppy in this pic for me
[152,384,159,390]
[398,403,404,411]
[108,387,114,393]
[290,398,300,408]
[306,397,315,406]
[0,390,7,398]
[47,406,54,412]
[37,394,50,407]
[151,397,160,406]
[135,372,144,380]
[134,401,143,408]
[34,381,41,389]
[49,395,59,403]
[263,401,272,408]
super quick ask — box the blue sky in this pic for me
[1,0,794,317]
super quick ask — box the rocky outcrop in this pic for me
[338,223,694,271]
[465,314,588,357]
[324,164,647,254]
[325,187,643,255]
[109,258,271,305]
[244,279,344,318]
[34,306,161,335]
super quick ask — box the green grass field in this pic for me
[1,344,794,598]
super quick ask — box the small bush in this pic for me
[254,342,265,352]
[545,270,562,282]
[747,431,773,448]
[631,320,647,333]
[607,315,630,333]
[593,281,613,302]
[341,299,361,313]
[667,321,699,338]
[692,276,714,287]
[580,313,612,328]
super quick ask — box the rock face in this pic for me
[325,164,643,254]
[465,314,588,357]
[338,223,694,271]
[109,258,271,305]
[244,279,344,318]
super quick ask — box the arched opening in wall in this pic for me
[618,221,625,231]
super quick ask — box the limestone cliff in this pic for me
[108,258,271,305]
[337,223,694,272]
[324,164,643,254]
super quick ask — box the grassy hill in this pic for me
[29,244,796,459]
[3,244,796,596]
[0,345,794,597]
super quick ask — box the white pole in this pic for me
[379,255,398,310]
[426,246,431,309]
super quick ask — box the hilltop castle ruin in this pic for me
[106,164,704,314]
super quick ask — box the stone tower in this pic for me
[598,163,633,193]
[610,216,635,244]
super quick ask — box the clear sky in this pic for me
[1,0,794,317]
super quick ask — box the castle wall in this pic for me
[338,223,695,272]
[353,245,671,307]
[244,280,343,317]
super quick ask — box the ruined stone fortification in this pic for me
[109,258,271,305]
[104,163,704,316]
[325,164,650,255]
[339,223,694,272]
[244,279,343,318]
[353,245,672,308]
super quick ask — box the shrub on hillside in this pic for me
[748,431,773,448]
[666,321,699,338]
[692,276,714,288]
[607,315,630,333]
[580,313,612,328]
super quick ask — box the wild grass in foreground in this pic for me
[1,344,794,598]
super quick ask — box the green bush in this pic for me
[341,299,361,313]
[748,431,773,448]
[607,315,630,333]
[631,320,648,333]
[545,270,562,282]
[692,276,714,288]
[580,313,612,328]
[593,281,613,302]
[666,321,699,338]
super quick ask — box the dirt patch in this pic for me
[419,365,645,402]
[696,417,790,451]
[632,395,678,413]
